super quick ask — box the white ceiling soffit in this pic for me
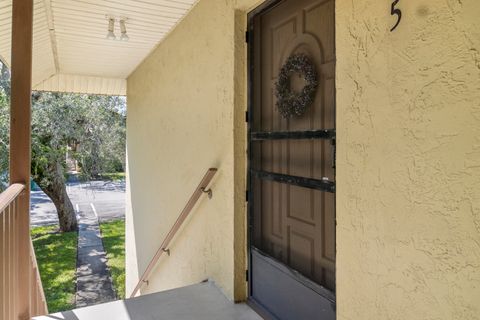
[0,0,198,96]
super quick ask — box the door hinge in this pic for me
[246,270,249,282]
[246,190,249,202]
[245,31,249,43]
[245,111,249,123]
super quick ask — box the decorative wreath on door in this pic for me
[275,53,318,118]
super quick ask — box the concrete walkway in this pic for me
[75,205,116,307]
[34,281,262,320]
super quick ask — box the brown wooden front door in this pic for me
[248,0,336,318]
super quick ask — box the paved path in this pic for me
[30,180,125,227]
[30,178,124,307]
[75,204,117,307]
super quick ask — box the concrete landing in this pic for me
[34,282,262,320]
[75,205,116,307]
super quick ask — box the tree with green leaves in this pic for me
[0,62,10,192]
[31,93,126,232]
[0,61,126,232]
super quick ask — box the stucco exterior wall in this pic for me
[127,0,480,316]
[336,0,480,319]
[126,0,262,301]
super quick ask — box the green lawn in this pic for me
[31,226,77,313]
[98,172,125,181]
[100,219,126,299]
[31,220,126,310]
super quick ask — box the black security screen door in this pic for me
[247,0,336,319]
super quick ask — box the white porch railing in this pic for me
[0,183,48,319]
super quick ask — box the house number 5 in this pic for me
[390,0,402,32]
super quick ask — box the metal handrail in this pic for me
[130,168,218,298]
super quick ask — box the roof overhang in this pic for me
[0,0,198,96]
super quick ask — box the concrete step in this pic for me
[33,282,261,320]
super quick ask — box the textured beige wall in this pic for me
[126,0,261,301]
[127,0,480,315]
[336,0,480,319]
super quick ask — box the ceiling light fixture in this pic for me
[106,17,116,40]
[119,19,129,41]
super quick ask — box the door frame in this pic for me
[246,3,283,316]
[246,0,337,318]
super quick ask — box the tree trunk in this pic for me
[35,162,77,232]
